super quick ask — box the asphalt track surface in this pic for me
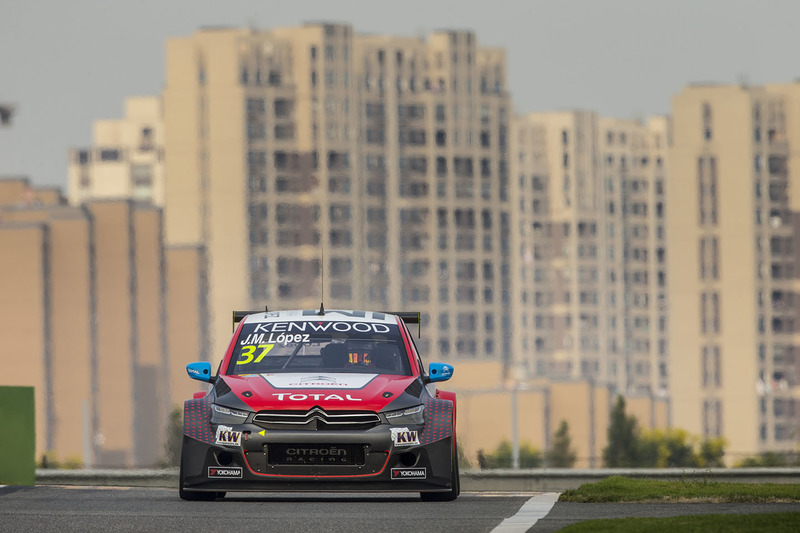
[1,485,799,532]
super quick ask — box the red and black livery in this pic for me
[179,309,459,501]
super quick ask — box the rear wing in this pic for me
[232,310,258,331]
[232,309,421,336]
[383,311,421,337]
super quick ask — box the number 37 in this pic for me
[237,344,274,365]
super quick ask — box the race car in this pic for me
[179,309,459,501]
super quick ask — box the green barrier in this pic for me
[0,386,35,486]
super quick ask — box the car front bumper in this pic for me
[180,426,455,494]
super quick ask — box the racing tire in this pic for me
[420,433,460,502]
[178,438,223,501]
[179,466,217,501]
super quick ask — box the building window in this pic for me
[330,283,352,300]
[274,124,295,140]
[138,127,154,151]
[453,157,473,178]
[701,292,721,334]
[436,157,448,177]
[75,150,91,165]
[248,123,266,140]
[367,232,386,249]
[131,164,152,186]
[274,99,293,118]
[99,148,121,162]
[702,345,721,387]
[365,102,385,118]
[703,399,722,438]
[699,237,719,280]
[366,128,385,145]
[698,156,718,225]
[702,102,713,140]
[247,98,265,114]
[328,176,351,194]
[438,339,450,356]
[329,257,352,277]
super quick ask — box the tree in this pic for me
[546,420,577,467]
[476,440,542,468]
[638,428,696,467]
[736,451,799,467]
[159,406,183,467]
[602,395,640,467]
[457,443,472,469]
[518,441,543,468]
[697,437,726,468]
[603,398,727,468]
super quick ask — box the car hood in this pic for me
[220,372,418,412]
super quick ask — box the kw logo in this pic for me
[218,431,240,443]
[215,425,242,446]
[390,427,420,446]
[394,431,419,445]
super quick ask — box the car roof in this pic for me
[240,309,399,326]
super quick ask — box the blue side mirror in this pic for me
[186,362,213,383]
[428,362,454,383]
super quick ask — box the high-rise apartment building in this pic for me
[0,177,176,466]
[670,84,800,460]
[162,24,513,365]
[513,112,669,398]
[64,96,210,414]
[68,97,164,206]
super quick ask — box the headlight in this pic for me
[384,404,424,425]
[211,404,251,424]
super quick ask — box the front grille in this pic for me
[267,443,366,465]
[253,407,381,430]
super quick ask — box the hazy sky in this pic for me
[3,0,800,188]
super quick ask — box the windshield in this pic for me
[226,320,412,376]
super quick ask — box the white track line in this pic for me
[491,492,560,532]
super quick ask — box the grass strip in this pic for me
[559,512,800,532]
[559,475,800,502]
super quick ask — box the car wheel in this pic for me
[179,467,217,501]
[420,433,460,502]
[179,438,218,502]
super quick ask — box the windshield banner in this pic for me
[260,373,378,389]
